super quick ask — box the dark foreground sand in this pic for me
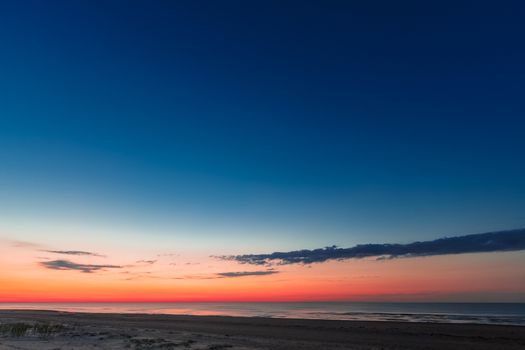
[0,310,524,350]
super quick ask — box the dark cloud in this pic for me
[170,271,279,280]
[40,260,122,273]
[136,260,157,265]
[216,270,279,278]
[222,229,525,266]
[44,250,105,257]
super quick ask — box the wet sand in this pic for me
[0,310,524,349]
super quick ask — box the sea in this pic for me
[1,302,524,326]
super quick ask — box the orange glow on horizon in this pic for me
[2,244,524,303]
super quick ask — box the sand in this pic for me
[0,310,524,350]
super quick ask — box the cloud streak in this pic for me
[222,228,525,266]
[136,260,157,265]
[40,260,122,273]
[216,270,279,278]
[10,240,43,249]
[169,270,280,280]
[44,250,106,257]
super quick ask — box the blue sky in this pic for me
[1,1,524,253]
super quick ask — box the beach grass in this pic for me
[0,322,65,337]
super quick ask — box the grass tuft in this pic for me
[0,322,66,337]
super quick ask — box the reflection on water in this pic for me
[1,302,524,326]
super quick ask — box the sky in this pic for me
[0,1,524,302]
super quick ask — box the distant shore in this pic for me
[1,310,524,350]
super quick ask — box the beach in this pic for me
[0,310,524,350]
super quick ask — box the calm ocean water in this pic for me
[1,302,524,326]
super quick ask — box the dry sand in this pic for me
[0,310,524,350]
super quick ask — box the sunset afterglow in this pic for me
[1,1,524,304]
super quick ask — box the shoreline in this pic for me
[2,302,523,326]
[1,310,525,349]
[1,307,524,325]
